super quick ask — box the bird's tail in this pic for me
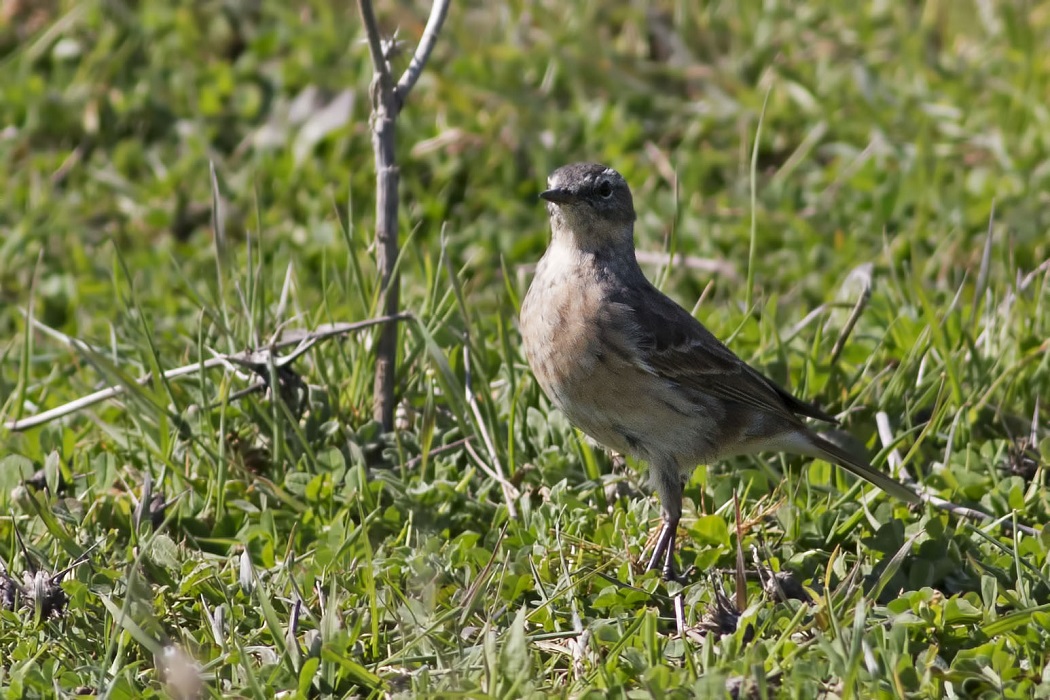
[803,432,921,504]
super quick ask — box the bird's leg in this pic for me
[647,467,691,583]
[646,515,689,582]
[646,518,676,573]
[661,518,684,582]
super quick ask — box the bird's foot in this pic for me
[646,518,693,584]
[652,560,694,585]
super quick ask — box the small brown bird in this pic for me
[520,162,920,581]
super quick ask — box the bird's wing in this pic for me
[620,282,838,424]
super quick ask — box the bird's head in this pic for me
[540,163,636,251]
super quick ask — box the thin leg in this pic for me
[661,518,679,581]
[646,518,676,573]
[646,515,690,582]
[648,461,690,582]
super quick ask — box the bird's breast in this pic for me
[521,249,705,461]
[521,250,606,404]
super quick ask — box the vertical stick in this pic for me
[370,79,400,430]
[357,0,450,431]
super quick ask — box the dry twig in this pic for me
[3,312,410,431]
[357,0,451,431]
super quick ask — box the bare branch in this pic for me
[356,0,450,431]
[3,313,411,432]
[396,0,452,101]
[357,0,393,87]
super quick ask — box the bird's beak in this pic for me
[539,188,576,204]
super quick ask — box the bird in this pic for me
[519,162,920,581]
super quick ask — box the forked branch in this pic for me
[356,0,450,432]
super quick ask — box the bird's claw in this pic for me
[646,518,693,584]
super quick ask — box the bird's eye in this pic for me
[597,181,613,198]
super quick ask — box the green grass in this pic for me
[1,0,1049,697]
